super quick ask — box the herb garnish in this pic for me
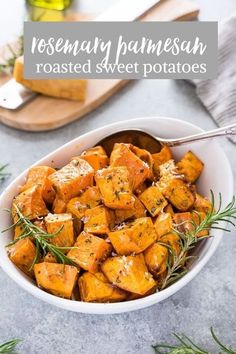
[160,192,236,290]
[2,205,77,270]
[152,327,236,354]
[0,338,21,354]
[0,164,10,182]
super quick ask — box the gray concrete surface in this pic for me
[0,1,236,353]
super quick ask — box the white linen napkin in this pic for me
[189,15,236,144]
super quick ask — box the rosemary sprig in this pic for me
[161,192,236,290]
[0,339,21,354]
[152,327,236,354]
[2,205,77,270]
[0,164,10,182]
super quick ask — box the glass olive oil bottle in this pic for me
[27,0,72,11]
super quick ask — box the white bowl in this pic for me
[0,117,233,314]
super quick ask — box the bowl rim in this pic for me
[0,116,234,314]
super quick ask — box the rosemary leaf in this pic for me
[152,327,236,354]
[0,339,21,354]
[0,164,10,182]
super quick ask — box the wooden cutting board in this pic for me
[0,0,199,132]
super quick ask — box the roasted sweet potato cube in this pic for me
[139,186,168,217]
[34,219,46,231]
[14,225,24,240]
[152,146,173,176]
[8,238,36,277]
[95,166,135,209]
[108,227,140,255]
[158,161,178,196]
[101,254,157,295]
[154,212,173,237]
[164,204,175,216]
[173,211,208,238]
[131,145,154,179]
[127,287,156,300]
[13,185,48,220]
[193,193,213,214]
[161,179,195,211]
[80,146,109,171]
[110,143,150,189]
[67,186,102,220]
[79,272,127,302]
[52,195,67,214]
[160,232,181,255]
[43,252,57,263]
[34,263,78,299]
[48,158,94,203]
[67,231,111,272]
[144,243,168,276]
[109,217,157,255]
[21,166,56,204]
[45,213,74,248]
[177,151,204,183]
[14,219,45,241]
[134,182,148,196]
[115,196,146,223]
[127,217,158,250]
[84,206,114,234]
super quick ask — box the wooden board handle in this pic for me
[0,0,200,132]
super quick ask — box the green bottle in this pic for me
[27,0,72,11]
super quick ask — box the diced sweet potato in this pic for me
[80,146,109,171]
[144,243,168,276]
[84,205,114,234]
[8,238,36,277]
[101,254,157,295]
[115,195,146,223]
[193,193,213,214]
[95,166,135,209]
[161,179,195,211]
[177,151,204,183]
[34,262,78,298]
[45,213,74,248]
[14,225,24,240]
[13,185,48,220]
[67,186,102,220]
[52,195,67,214]
[152,146,173,176]
[34,219,46,231]
[21,166,56,204]
[173,211,208,237]
[14,219,45,241]
[67,231,111,272]
[108,227,140,255]
[154,212,173,237]
[109,217,157,255]
[139,186,168,217]
[160,232,181,255]
[110,143,150,189]
[134,182,148,196]
[79,272,127,302]
[158,160,178,182]
[164,204,175,216]
[48,158,94,203]
[127,287,156,300]
[43,252,57,263]
[131,145,154,179]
